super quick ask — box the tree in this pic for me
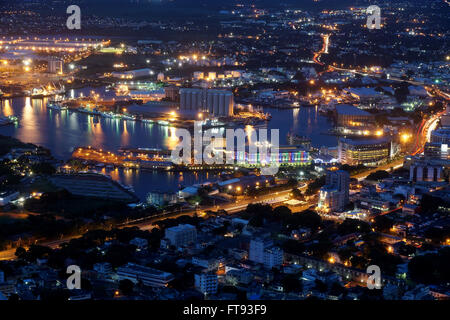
[394,82,409,103]
[282,275,302,293]
[273,206,292,221]
[408,247,450,284]
[305,176,326,196]
[119,279,134,296]
[291,188,305,201]
[373,215,394,233]
[31,163,56,175]
[15,247,27,259]
[365,170,390,181]
[337,219,371,235]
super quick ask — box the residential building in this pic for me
[164,224,197,248]
[249,238,283,269]
[116,263,174,287]
[195,272,218,295]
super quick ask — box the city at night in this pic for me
[0,0,449,315]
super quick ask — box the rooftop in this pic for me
[335,104,372,116]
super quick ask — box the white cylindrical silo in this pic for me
[219,92,225,116]
[180,89,187,110]
[191,90,197,111]
[213,92,220,116]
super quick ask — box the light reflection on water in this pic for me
[0,91,336,200]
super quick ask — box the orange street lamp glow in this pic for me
[401,133,411,143]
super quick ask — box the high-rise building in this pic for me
[326,170,350,205]
[164,224,197,248]
[318,170,350,213]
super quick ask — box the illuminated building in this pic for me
[0,39,108,52]
[430,127,450,145]
[234,146,309,166]
[343,88,385,108]
[424,142,449,160]
[47,59,63,74]
[335,104,375,127]
[318,170,349,212]
[338,137,392,166]
[111,68,154,79]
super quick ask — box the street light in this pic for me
[401,133,411,143]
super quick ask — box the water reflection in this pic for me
[0,93,336,199]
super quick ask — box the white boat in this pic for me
[122,114,136,121]
[0,115,18,126]
[48,103,68,111]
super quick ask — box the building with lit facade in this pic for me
[234,146,310,167]
[424,142,449,160]
[430,127,450,145]
[335,104,375,127]
[317,170,350,213]
[338,137,392,166]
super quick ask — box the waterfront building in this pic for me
[342,88,385,108]
[235,146,310,167]
[338,137,392,166]
[164,224,197,248]
[47,59,63,74]
[111,68,154,80]
[180,88,234,117]
[116,263,174,287]
[146,191,178,207]
[164,86,180,102]
[335,104,375,127]
[49,173,139,202]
